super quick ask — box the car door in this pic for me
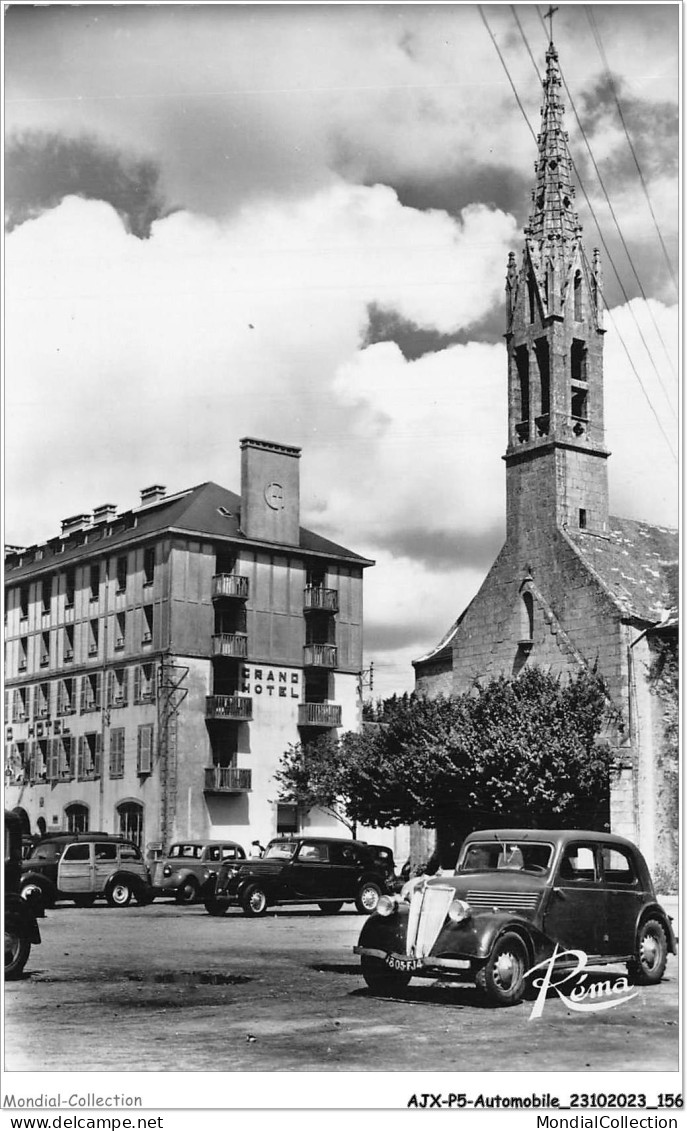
[288,841,331,900]
[542,841,606,955]
[600,844,644,955]
[57,842,94,894]
[93,842,118,891]
[328,842,362,899]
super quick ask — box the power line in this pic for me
[585,5,678,297]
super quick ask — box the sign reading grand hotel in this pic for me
[240,665,300,699]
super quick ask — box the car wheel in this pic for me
[241,885,269,917]
[205,899,228,917]
[5,918,31,980]
[476,932,529,1006]
[361,955,411,996]
[628,918,668,985]
[72,895,96,908]
[318,901,344,914]
[355,882,382,914]
[175,879,199,905]
[106,881,132,908]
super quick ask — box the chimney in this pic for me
[61,513,92,536]
[240,438,301,546]
[140,485,167,506]
[92,503,117,525]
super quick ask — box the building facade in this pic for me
[4,438,375,853]
[414,41,678,879]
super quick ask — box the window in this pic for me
[137,724,154,774]
[133,663,156,704]
[88,619,99,656]
[89,563,100,601]
[117,801,143,847]
[571,386,588,421]
[32,741,49,782]
[142,605,154,645]
[62,842,90,862]
[19,585,30,619]
[571,339,587,383]
[18,638,28,672]
[40,632,50,667]
[115,612,126,651]
[298,842,329,863]
[108,667,129,707]
[534,338,550,426]
[277,803,298,834]
[521,591,534,642]
[41,578,52,615]
[49,736,74,781]
[528,274,537,323]
[36,682,51,718]
[81,672,102,713]
[64,625,74,663]
[143,547,155,587]
[95,843,117,862]
[65,569,75,608]
[573,270,582,320]
[601,846,637,886]
[515,346,530,427]
[109,728,125,778]
[57,677,77,715]
[116,556,128,594]
[65,803,89,834]
[13,687,30,721]
[579,509,587,530]
[78,733,101,779]
[5,741,27,786]
[558,844,597,883]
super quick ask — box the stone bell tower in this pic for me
[504,38,609,550]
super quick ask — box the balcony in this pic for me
[204,766,252,793]
[212,574,249,601]
[206,694,253,721]
[212,633,248,659]
[303,643,337,669]
[298,702,342,728]
[304,586,339,613]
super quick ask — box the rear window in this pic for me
[120,844,141,861]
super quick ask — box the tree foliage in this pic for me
[277,666,616,833]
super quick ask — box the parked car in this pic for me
[154,839,246,904]
[21,833,153,910]
[365,844,403,893]
[355,828,677,1006]
[5,812,42,979]
[205,835,389,917]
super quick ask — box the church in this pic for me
[413,38,678,882]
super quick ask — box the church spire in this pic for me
[525,41,581,251]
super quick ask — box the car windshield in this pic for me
[264,840,297,860]
[169,844,203,859]
[28,842,63,862]
[457,840,554,875]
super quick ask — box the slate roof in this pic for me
[564,515,678,625]
[5,481,373,580]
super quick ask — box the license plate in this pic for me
[385,954,423,973]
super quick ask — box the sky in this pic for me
[4,2,679,700]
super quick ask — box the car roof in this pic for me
[167,839,242,848]
[269,835,371,848]
[464,829,641,851]
[36,832,132,844]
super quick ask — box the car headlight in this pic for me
[162,865,172,877]
[447,899,472,924]
[375,895,399,918]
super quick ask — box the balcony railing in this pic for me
[298,702,342,727]
[303,643,337,668]
[206,694,253,721]
[204,766,252,793]
[303,586,339,613]
[212,633,248,659]
[212,574,250,600]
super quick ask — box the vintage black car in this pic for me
[5,811,42,979]
[205,835,389,917]
[154,839,246,903]
[354,828,676,1006]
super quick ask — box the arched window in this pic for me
[528,275,537,324]
[117,801,144,847]
[521,592,534,642]
[573,270,582,320]
[65,802,89,834]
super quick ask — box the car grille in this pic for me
[406,885,457,957]
[466,889,539,911]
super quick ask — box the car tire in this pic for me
[72,895,96,908]
[175,879,199,905]
[355,882,382,914]
[628,918,668,985]
[318,901,344,914]
[361,955,411,996]
[5,917,31,980]
[241,885,269,917]
[205,899,228,917]
[106,880,132,908]
[475,931,529,1006]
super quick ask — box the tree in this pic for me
[276,666,616,838]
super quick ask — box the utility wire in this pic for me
[585,5,678,296]
[531,6,678,418]
[481,5,677,462]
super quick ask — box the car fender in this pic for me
[635,901,677,953]
[105,869,146,897]
[236,874,274,901]
[6,891,41,944]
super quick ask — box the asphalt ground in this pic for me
[4,899,680,1073]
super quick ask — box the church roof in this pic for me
[564,515,678,625]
